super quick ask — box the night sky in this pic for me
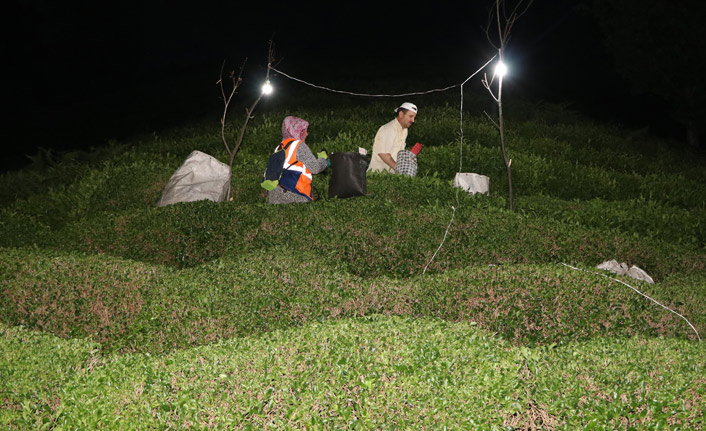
[4,1,695,173]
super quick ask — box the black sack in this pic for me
[328,152,369,198]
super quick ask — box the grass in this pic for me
[1,91,705,429]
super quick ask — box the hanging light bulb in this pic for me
[262,80,273,95]
[495,61,508,78]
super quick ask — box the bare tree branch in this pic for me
[483,110,500,129]
[482,0,532,211]
[228,40,275,168]
[485,0,533,51]
[218,39,276,201]
[481,72,500,102]
[219,58,246,156]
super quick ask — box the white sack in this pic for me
[453,173,489,195]
[597,259,654,284]
[597,259,628,275]
[626,266,655,284]
[157,151,231,207]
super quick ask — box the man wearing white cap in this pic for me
[367,102,417,173]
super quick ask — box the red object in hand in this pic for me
[410,142,423,156]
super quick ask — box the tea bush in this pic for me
[3,317,703,430]
[0,322,100,429]
[1,96,704,429]
[2,247,703,358]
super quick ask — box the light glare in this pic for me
[262,80,273,95]
[495,61,508,78]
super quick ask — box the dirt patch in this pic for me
[503,402,558,430]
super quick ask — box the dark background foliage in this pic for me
[6,1,705,173]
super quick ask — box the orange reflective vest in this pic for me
[277,138,314,200]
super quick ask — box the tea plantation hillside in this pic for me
[1,95,705,429]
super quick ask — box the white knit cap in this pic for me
[396,102,418,114]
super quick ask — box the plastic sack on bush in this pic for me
[157,150,231,207]
[597,259,655,284]
[453,173,490,195]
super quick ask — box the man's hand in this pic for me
[379,153,396,170]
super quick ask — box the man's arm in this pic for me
[378,153,396,170]
[371,123,397,171]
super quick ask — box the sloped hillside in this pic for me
[1,99,704,429]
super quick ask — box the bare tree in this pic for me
[217,40,275,200]
[217,59,245,167]
[482,0,532,211]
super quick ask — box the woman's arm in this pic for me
[296,142,328,174]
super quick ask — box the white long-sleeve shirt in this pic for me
[367,118,407,173]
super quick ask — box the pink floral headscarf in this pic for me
[282,116,309,141]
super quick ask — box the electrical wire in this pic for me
[422,55,497,274]
[271,68,457,97]
[270,55,496,98]
[271,57,498,275]
[559,262,701,341]
[272,57,497,275]
[270,57,702,344]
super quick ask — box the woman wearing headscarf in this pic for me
[267,116,330,204]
